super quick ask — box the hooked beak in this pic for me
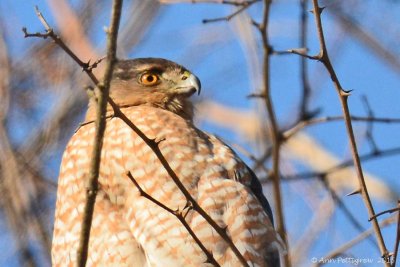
[175,73,201,97]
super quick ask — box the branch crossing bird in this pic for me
[52,58,282,266]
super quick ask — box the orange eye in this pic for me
[140,73,159,86]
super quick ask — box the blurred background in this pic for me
[0,0,399,266]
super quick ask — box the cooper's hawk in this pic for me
[52,58,281,266]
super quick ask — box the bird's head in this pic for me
[86,58,201,121]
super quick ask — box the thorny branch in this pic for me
[127,172,220,267]
[290,0,390,263]
[24,4,249,267]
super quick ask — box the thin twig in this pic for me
[272,48,307,56]
[161,0,257,5]
[361,96,379,153]
[288,48,319,60]
[22,7,100,84]
[369,207,400,222]
[74,0,123,266]
[298,0,315,120]
[303,1,390,262]
[126,172,220,267]
[202,0,259,23]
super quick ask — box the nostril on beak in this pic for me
[182,75,188,80]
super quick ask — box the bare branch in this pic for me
[253,0,290,266]
[369,206,400,222]
[160,0,258,6]
[75,0,123,266]
[361,96,379,153]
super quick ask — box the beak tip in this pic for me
[195,76,201,96]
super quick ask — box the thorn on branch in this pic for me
[250,19,260,29]
[347,189,361,197]
[154,137,166,146]
[308,3,390,258]
[86,57,107,72]
[310,6,325,15]
[247,93,266,99]
[205,253,215,264]
[222,225,229,235]
[340,89,353,97]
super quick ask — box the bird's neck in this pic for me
[84,96,194,122]
[163,96,194,121]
